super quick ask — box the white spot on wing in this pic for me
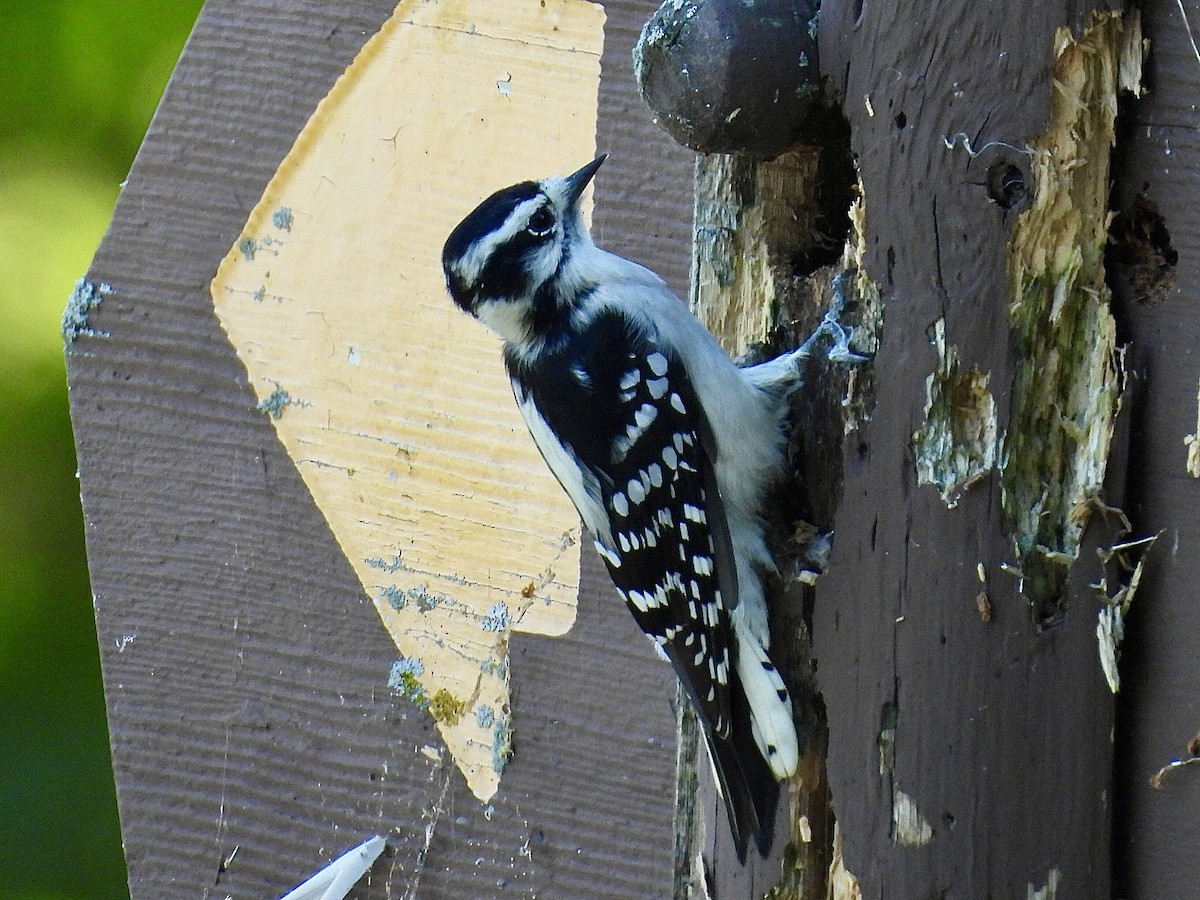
[647,352,669,376]
[647,377,669,399]
[628,478,646,503]
[595,540,621,567]
[611,492,629,517]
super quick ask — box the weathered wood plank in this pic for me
[1111,0,1200,893]
[68,1,693,896]
[812,0,1131,895]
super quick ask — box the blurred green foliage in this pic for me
[0,2,205,897]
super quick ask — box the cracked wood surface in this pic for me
[1110,0,1200,894]
[67,1,694,896]
[813,0,1133,896]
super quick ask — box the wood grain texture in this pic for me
[814,0,1128,895]
[67,1,693,896]
[1111,0,1200,893]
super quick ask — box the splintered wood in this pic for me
[211,0,605,800]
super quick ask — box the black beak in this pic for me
[564,154,606,206]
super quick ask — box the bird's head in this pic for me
[442,155,605,345]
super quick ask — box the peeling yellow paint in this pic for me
[211,0,605,800]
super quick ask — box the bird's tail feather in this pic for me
[736,630,800,780]
[702,671,782,862]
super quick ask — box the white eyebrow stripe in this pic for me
[454,196,546,285]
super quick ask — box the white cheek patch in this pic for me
[475,298,533,344]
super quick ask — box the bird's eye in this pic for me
[526,207,555,237]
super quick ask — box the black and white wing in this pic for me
[507,307,777,858]
[592,335,737,739]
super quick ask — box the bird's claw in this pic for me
[814,297,871,366]
[825,321,871,365]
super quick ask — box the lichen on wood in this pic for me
[913,318,1000,506]
[62,277,112,345]
[1000,11,1138,622]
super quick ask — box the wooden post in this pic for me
[1109,0,1200,894]
[811,0,1174,896]
[659,0,1197,897]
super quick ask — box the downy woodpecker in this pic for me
[443,156,856,859]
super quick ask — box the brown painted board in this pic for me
[814,0,1128,896]
[66,1,693,897]
[1111,0,1200,894]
